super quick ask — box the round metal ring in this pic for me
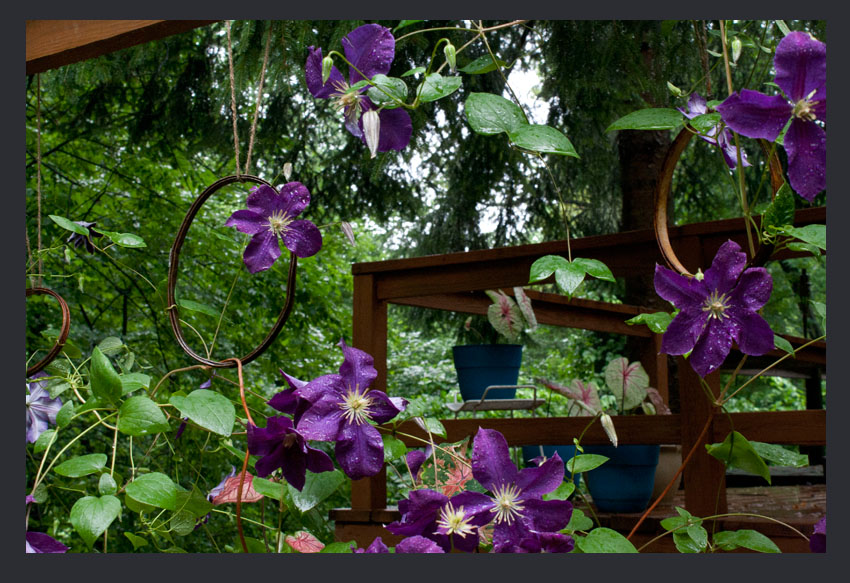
[654,126,786,276]
[26,287,71,377]
[167,175,299,368]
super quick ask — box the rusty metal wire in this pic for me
[167,175,298,368]
[26,287,71,377]
[654,127,785,276]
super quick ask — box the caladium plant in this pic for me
[484,287,538,343]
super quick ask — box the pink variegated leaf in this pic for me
[645,387,671,415]
[210,473,264,505]
[487,291,523,342]
[513,286,537,332]
[285,530,325,553]
[604,357,649,413]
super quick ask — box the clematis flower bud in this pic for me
[321,56,334,84]
[283,162,292,181]
[600,413,618,448]
[443,42,457,73]
[362,109,381,159]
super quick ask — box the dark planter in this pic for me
[583,444,660,513]
[522,445,581,488]
[452,344,522,401]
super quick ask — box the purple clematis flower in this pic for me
[470,428,573,553]
[810,515,825,553]
[66,221,104,254]
[352,535,444,553]
[716,31,825,201]
[679,93,750,170]
[26,372,62,444]
[305,24,412,155]
[26,495,69,553]
[225,182,322,274]
[246,415,334,491]
[268,370,312,425]
[654,240,774,377]
[386,488,493,553]
[294,339,407,480]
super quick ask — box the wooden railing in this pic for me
[335,207,826,548]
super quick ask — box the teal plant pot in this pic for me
[583,444,660,513]
[452,344,522,401]
[522,445,581,488]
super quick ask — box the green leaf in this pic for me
[321,541,355,553]
[97,336,124,356]
[761,183,795,233]
[46,377,72,400]
[565,508,594,532]
[382,434,407,462]
[673,530,706,553]
[458,55,509,74]
[90,346,123,404]
[544,480,575,501]
[464,92,526,135]
[56,400,75,427]
[787,242,821,256]
[91,227,147,248]
[713,529,781,553]
[606,108,683,132]
[686,524,709,550]
[577,527,638,553]
[418,417,447,439]
[750,442,808,467]
[125,472,178,510]
[120,372,151,395]
[400,66,426,78]
[99,473,118,496]
[70,495,122,548]
[689,112,721,134]
[810,301,825,330]
[118,395,170,436]
[393,20,423,32]
[176,299,220,318]
[170,510,197,536]
[567,454,609,474]
[169,389,236,436]
[54,453,108,478]
[706,431,771,484]
[124,493,157,514]
[49,214,90,235]
[773,335,795,355]
[124,532,149,550]
[508,124,579,157]
[33,429,57,453]
[779,224,825,251]
[175,488,214,518]
[417,73,462,103]
[573,257,615,282]
[529,254,570,283]
[554,261,587,298]
[487,292,523,342]
[252,477,286,502]
[287,470,345,513]
[366,74,408,108]
[625,311,674,334]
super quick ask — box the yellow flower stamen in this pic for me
[490,483,525,525]
[702,289,730,320]
[267,210,292,237]
[340,384,373,425]
[435,502,476,538]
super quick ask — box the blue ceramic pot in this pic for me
[583,444,660,513]
[452,344,522,400]
[522,445,581,488]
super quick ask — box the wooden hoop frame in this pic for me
[654,126,786,276]
[26,287,71,376]
[167,175,298,368]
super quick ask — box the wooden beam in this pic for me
[26,20,218,75]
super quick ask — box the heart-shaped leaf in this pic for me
[713,529,780,553]
[90,346,122,404]
[487,291,523,342]
[606,108,684,132]
[169,389,235,436]
[285,530,325,553]
[458,55,510,75]
[573,257,615,282]
[118,395,170,437]
[367,74,408,108]
[49,214,90,235]
[417,73,462,103]
[54,453,108,478]
[465,92,526,135]
[604,357,649,412]
[70,495,122,548]
[287,470,346,513]
[508,124,578,157]
[705,431,771,484]
[125,472,178,510]
[577,527,638,553]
